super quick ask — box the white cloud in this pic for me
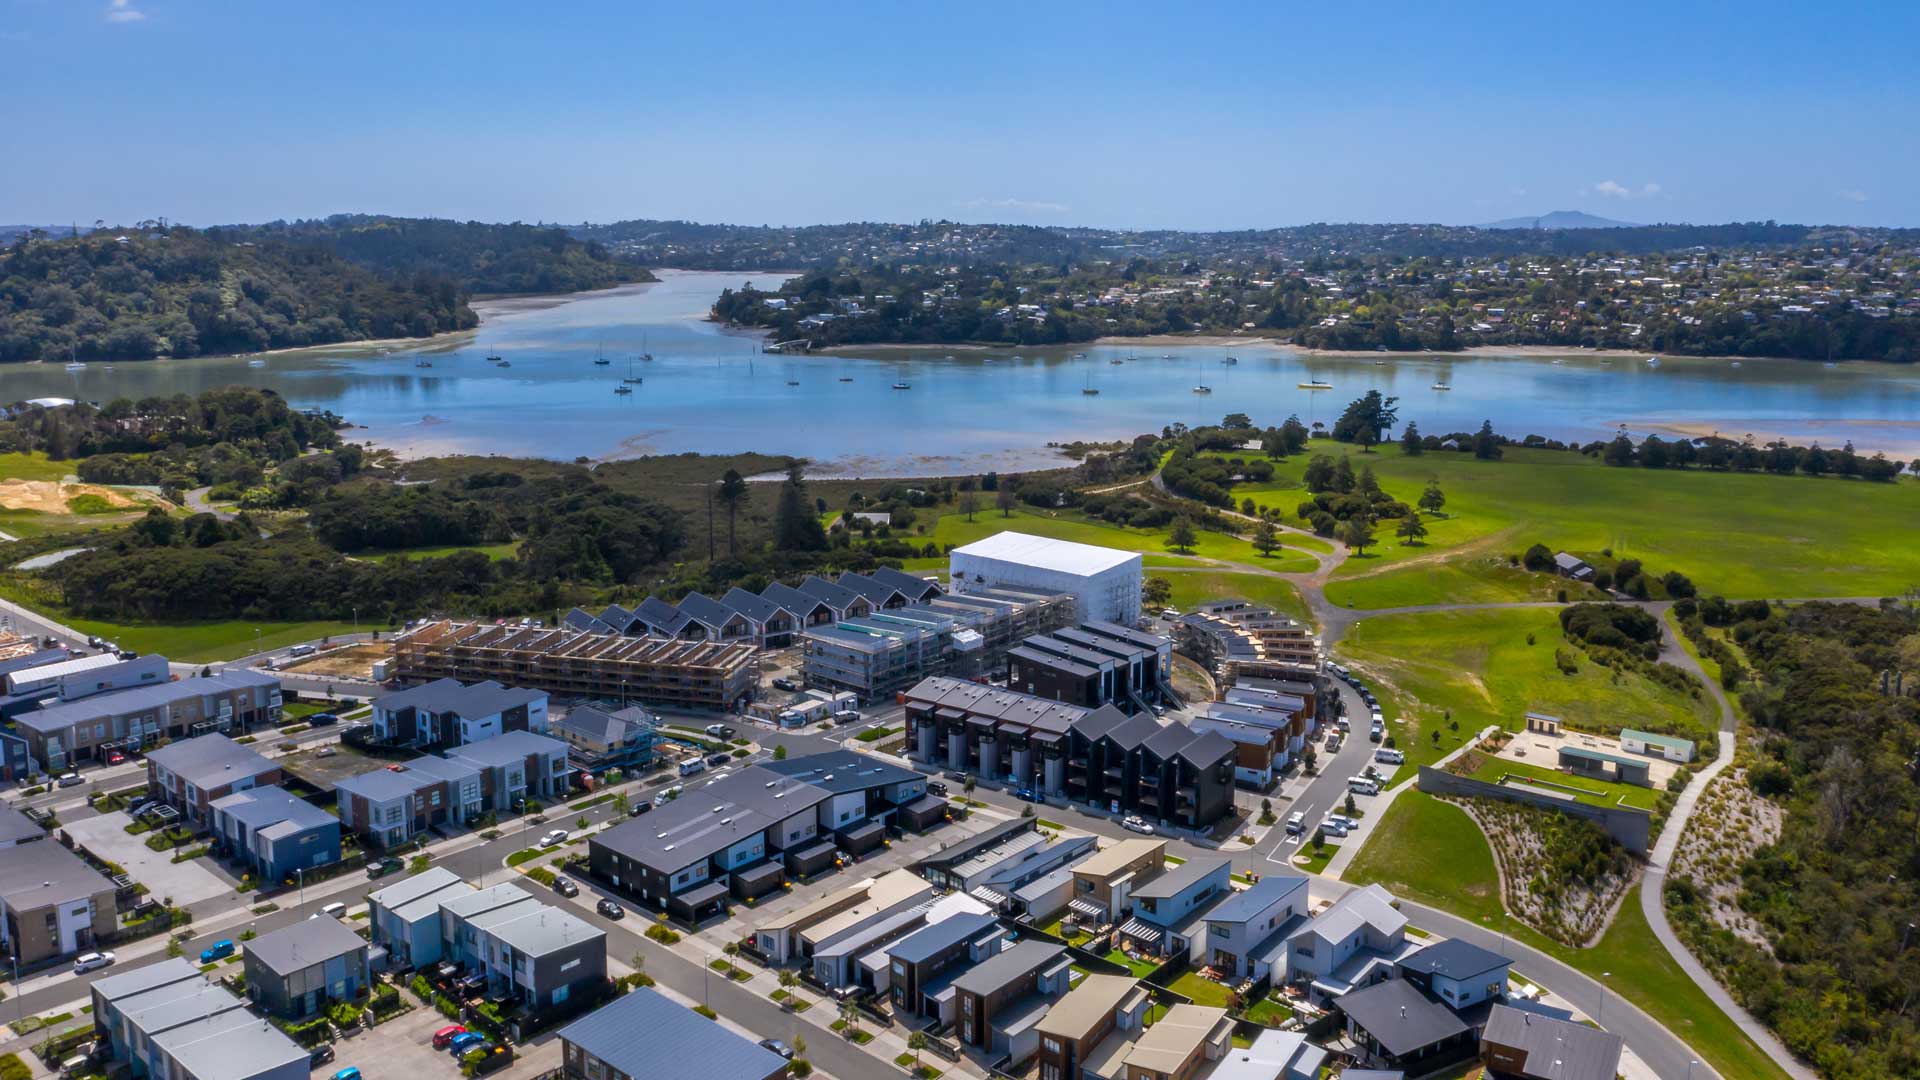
[963,197,1071,215]
[1839,189,1869,203]
[1593,179,1662,199]
[105,0,146,23]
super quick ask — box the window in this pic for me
[1042,1038,1061,1054]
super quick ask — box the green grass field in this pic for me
[1222,443,1920,606]
[1461,756,1660,810]
[0,452,76,483]
[1337,609,1718,770]
[1157,572,1311,625]
[918,506,1282,567]
[0,592,363,663]
[1347,791,1788,1080]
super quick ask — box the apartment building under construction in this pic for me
[1174,600,1320,683]
[391,621,758,714]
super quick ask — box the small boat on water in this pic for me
[1823,361,1838,368]
[1646,356,1662,367]
[414,358,432,368]
[593,341,611,366]
[838,376,853,382]
[64,362,86,371]
[1298,381,1333,390]
[1222,356,1238,365]
[1162,353,1172,359]
[787,379,800,386]
[1083,386,1101,396]
[1431,383,1452,391]
[497,360,511,368]
[944,354,955,360]
[892,381,912,390]
[1110,358,1125,365]
[485,353,502,363]
[1192,384,1212,394]
[622,357,642,384]
[613,384,632,395]
[1073,353,1086,359]
[1730,361,1743,369]
[248,359,266,368]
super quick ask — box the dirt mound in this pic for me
[0,479,154,514]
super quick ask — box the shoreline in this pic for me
[1630,419,1920,460]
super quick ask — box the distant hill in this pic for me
[1480,210,1639,230]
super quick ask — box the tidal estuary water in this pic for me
[4,269,1919,476]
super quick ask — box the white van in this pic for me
[1374,748,1406,765]
[1346,776,1380,796]
[288,644,317,658]
[1285,811,1307,835]
[678,758,708,778]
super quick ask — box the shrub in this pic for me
[646,924,681,945]
[693,1005,718,1019]
[1521,543,1554,571]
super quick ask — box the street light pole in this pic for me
[1597,971,1612,1028]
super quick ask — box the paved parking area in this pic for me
[325,987,566,1080]
[64,811,234,905]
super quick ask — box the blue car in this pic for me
[448,1032,487,1056]
[332,1069,361,1080]
[198,940,234,964]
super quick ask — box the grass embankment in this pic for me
[0,452,75,482]
[1158,573,1311,625]
[1336,608,1718,784]
[1346,790,1789,1080]
[1221,443,1920,608]
[0,582,362,663]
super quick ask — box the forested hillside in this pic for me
[223,215,653,295]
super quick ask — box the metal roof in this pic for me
[143,732,277,788]
[1293,883,1405,947]
[1205,871,1309,924]
[0,838,113,909]
[886,911,1000,965]
[1620,728,1694,752]
[557,987,787,1080]
[0,804,45,845]
[445,729,569,769]
[1124,1004,1230,1074]
[1398,937,1512,981]
[208,784,335,834]
[950,940,1063,996]
[335,756,479,802]
[368,866,474,921]
[592,764,831,870]
[951,531,1141,576]
[373,677,545,718]
[16,671,277,735]
[244,916,366,976]
[1558,745,1649,768]
[486,904,604,957]
[1482,1003,1623,1080]
[1335,978,1468,1057]
[1133,854,1230,901]
[1036,973,1142,1040]
[755,752,918,794]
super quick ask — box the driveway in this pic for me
[64,811,234,906]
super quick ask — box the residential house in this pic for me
[1334,978,1476,1075]
[369,678,548,750]
[367,866,475,968]
[1481,1003,1624,1080]
[1202,870,1310,979]
[208,785,341,886]
[1620,728,1695,763]
[241,917,370,1018]
[557,986,788,1080]
[964,834,1099,911]
[720,587,802,648]
[1067,838,1166,924]
[811,891,992,992]
[1397,938,1512,1011]
[913,818,1045,893]
[91,959,307,1080]
[1206,1030,1329,1080]
[335,755,482,849]
[750,880,889,965]
[1119,1004,1232,1080]
[1551,553,1595,581]
[0,804,45,848]
[886,910,1003,1022]
[0,839,116,965]
[145,733,283,826]
[550,703,656,774]
[1119,855,1231,963]
[17,670,281,774]
[444,729,573,809]
[1034,974,1150,1080]
[439,883,607,1009]
[1278,883,1412,1000]
[951,940,1072,1059]
[1012,865,1077,922]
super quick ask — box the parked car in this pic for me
[431,1025,469,1050]
[1285,811,1307,835]
[104,750,126,765]
[1326,813,1359,830]
[539,829,569,847]
[1346,776,1380,796]
[447,1032,487,1056]
[944,769,966,781]
[759,1039,795,1060]
[1121,815,1154,835]
[73,951,115,973]
[706,752,732,766]
[628,800,653,818]
[318,901,348,919]
[552,876,579,898]
[332,1068,362,1080]
[1369,723,1384,743]
[772,677,799,692]
[56,772,84,788]
[1014,787,1037,802]
[308,712,339,726]
[367,857,403,879]
[927,781,947,796]
[1319,819,1350,838]
[1374,748,1405,765]
[309,1044,335,1066]
[597,899,625,919]
[199,940,235,964]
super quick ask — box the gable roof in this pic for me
[245,917,366,976]
[16,671,277,735]
[886,911,1000,965]
[798,574,866,611]
[1481,1004,1623,1080]
[563,607,618,634]
[144,733,277,788]
[950,940,1063,996]
[721,587,791,625]
[762,581,833,617]
[557,987,787,1080]
[1206,871,1309,924]
[676,591,747,631]
[635,596,693,635]
[444,729,569,769]
[836,571,910,608]
[1103,710,1165,751]
[1294,883,1405,946]
[869,565,944,599]
[1335,978,1468,1057]
[553,704,652,744]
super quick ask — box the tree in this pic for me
[1311,826,1326,851]
[995,485,1016,517]
[1344,792,1358,815]
[1522,543,1554,571]
[1252,519,1281,557]
[907,1031,929,1075]
[715,469,749,556]
[1144,575,1173,608]
[773,462,828,551]
[772,744,788,760]
[1168,515,1198,553]
[1338,515,1375,555]
[1401,421,1424,456]
[1221,412,1253,429]
[959,491,978,522]
[1472,420,1502,460]
[1302,454,1336,492]
[1418,480,1446,516]
[612,791,629,815]
[1395,512,1428,546]
[1331,457,1356,493]
[1333,390,1400,450]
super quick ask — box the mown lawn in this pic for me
[920,506,1280,566]
[1223,443,1920,606]
[1337,608,1719,764]
[0,597,363,664]
[1462,755,1660,810]
[1345,791,1790,1080]
[350,540,523,563]
[1157,572,1312,625]
[0,451,77,482]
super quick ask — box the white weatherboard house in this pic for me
[949,531,1143,624]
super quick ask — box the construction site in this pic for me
[389,620,760,713]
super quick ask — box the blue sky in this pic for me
[3,1,1915,229]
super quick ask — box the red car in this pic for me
[432,1025,469,1050]
[106,751,126,765]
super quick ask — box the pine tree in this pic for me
[773,462,828,551]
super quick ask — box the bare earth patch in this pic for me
[1456,796,1638,947]
[1670,768,1781,949]
[279,642,393,678]
[0,479,157,513]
